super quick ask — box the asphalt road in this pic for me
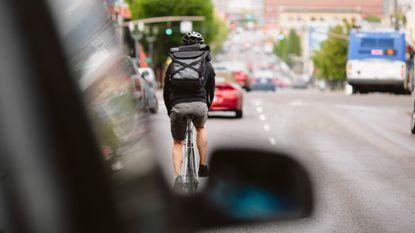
[149,89,415,233]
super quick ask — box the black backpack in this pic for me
[168,44,210,92]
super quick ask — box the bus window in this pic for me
[379,39,394,48]
[361,38,376,48]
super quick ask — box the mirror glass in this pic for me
[199,148,313,225]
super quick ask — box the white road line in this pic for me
[256,107,263,113]
[288,100,309,107]
[269,137,276,145]
[334,104,379,112]
[259,114,266,121]
[264,124,270,131]
[254,100,262,106]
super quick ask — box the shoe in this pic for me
[173,175,183,191]
[198,164,209,177]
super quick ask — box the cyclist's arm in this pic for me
[163,64,173,116]
[205,62,215,108]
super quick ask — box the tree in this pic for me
[273,29,301,67]
[312,25,349,83]
[126,0,225,85]
[366,15,381,23]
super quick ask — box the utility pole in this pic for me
[394,0,400,31]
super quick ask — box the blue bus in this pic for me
[346,29,413,94]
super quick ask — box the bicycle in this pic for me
[180,115,199,193]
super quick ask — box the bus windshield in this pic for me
[348,30,406,62]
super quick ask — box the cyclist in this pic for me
[163,31,215,188]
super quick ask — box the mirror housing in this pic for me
[141,71,154,87]
[179,148,313,231]
[141,70,150,77]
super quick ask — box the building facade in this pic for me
[278,7,362,28]
[264,0,383,24]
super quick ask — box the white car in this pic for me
[138,67,157,89]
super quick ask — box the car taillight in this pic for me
[401,65,405,77]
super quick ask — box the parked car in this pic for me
[210,76,244,118]
[132,61,159,113]
[138,67,158,89]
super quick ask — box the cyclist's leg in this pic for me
[170,104,188,177]
[192,102,209,167]
[172,140,184,177]
[195,127,207,166]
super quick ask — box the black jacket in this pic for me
[163,56,215,116]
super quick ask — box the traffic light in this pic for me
[165,28,173,36]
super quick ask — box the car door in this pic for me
[0,1,170,233]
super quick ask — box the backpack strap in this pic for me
[170,58,203,78]
[198,51,209,82]
[170,53,207,80]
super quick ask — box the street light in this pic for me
[129,22,144,66]
[145,26,159,66]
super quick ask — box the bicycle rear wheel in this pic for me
[185,147,198,193]
[181,119,198,194]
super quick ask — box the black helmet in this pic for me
[183,31,205,45]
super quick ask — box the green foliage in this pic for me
[365,15,381,23]
[126,0,226,67]
[210,15,229,55]
[312,25,349,81]
[273,29,301,67]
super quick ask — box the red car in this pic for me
[210,77,244,118]
[233,71,251,91]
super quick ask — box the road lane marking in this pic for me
[264,124,270,131]
[254,100,262,106]
[256,107,263,113]
[269,137,276,145]
[335,104,380,112]
[288,100,309,107]
[259,114,266,121]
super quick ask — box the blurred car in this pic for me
[132,61,159,113]
[251,77,277,92]
[291,78,309,89]
[232,71,252,91]
[215,62,252,91]
[251,70,277,91]
[272,78,291,88]
[210,77,244,118]
[138,67,158,89]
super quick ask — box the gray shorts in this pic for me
[170,102,208,141]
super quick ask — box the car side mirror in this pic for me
[141,71,150,77]
[177,148,313,231]
[141,72,153,87]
